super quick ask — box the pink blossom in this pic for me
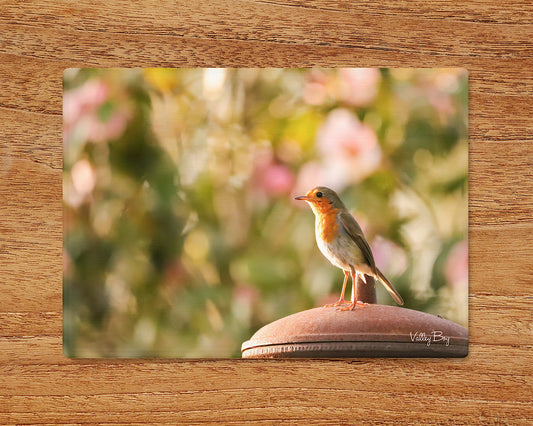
[63,80,109,125]
[233,285,259,307]
[316,109,382,190]
[71,159,96,197]
[63,79,130,147]
[293,161,348,203]
[317,109,378,156]
[302,70,329,105]
[427,89,455,119]
[445,240,468,289]
[339,68,380,107]
[87,111,129,143]
[371,236,408,277]
[419,70,465,121]
[63,251,72,274]
[262,163,294,196]
[293,162,327,204]
[252,147,295,198]
[64,158,96,208]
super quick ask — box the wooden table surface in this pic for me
[1,1,532,423]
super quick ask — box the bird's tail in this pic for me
[373,268,404,306]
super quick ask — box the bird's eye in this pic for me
[316,191,323,198]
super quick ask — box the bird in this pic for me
[295,186,404,310]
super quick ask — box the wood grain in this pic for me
[1,0,532,423]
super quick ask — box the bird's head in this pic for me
[295,186,346,213]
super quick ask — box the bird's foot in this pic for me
[323,299,350,308]
[338,301,367,311]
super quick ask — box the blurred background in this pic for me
[63,68,468,358]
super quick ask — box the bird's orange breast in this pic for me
[313,203,339,243]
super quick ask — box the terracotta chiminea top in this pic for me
[241,277,467,358]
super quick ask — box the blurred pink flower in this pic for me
[71,158,96,197]
[64,158,96,208]
[63,251,72,274]
[419,70,464,122]
[339,68,380,107]
[63,79,130,146]
[316,109,382,190]
[232,284,259,326]
[233,285,259,307]
[64,158,97,208]
[427,89,455,119]
[252,147,295,198]
[86,111,129,143]
[317,109,378,157]
[371,236,408,277]
[445,240,468,290]
[262,163,294,196]
[293,161,327,203]
[302,70,329,105]
[63,80,109,126]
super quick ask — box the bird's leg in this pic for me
[339,271,366,311]
[323,270,350,307]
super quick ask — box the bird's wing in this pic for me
[340,212,404,305]
[338,211,376,269]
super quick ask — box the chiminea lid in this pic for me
[241,305,468,358]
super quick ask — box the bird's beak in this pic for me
[294,195,311,201]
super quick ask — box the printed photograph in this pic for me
[63,68,468,358]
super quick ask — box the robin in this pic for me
[295,186,404,310]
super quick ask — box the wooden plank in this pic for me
[249,1,533,24]
[0,107,61,170]
[1,1,530,56]
[0,157,62,312]
[0,55,64,115]
[0,391,531,424]
[1,39,531,91]
[0,344,531,397]
[0,312,62,337]
[0,0,531,423]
